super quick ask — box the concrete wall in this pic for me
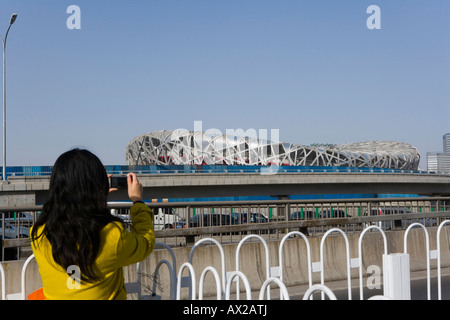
[2,226,450,299]
[0,191,36,207]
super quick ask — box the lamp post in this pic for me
[1,13,17,183]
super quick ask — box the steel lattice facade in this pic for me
[126,130,420,170]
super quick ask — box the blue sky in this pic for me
[0,0,449,169]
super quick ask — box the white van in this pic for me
[152,207,185,230]
[110,203,184,230]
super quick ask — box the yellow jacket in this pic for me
[30,202,155,300]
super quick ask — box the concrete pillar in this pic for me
[383,253,411,300]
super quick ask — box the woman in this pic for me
[30,148,155,300]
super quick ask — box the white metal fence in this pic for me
[169,220,450,300]
[8,221,450,300]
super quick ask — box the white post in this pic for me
[382,253,411,300]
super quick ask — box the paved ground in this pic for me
[220,267,450,300]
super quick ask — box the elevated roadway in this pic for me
[0,171,449,205]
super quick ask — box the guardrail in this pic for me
[0,197,449,260]
[151,196,450,242]
[0,164,441,177]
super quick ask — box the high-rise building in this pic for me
[440,153,450,173]
[444,133,450,154]
[427,152,439,172]
[428,133,450,173]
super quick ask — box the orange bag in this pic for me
[28,288,46,300]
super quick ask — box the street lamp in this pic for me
[0,13,18,183]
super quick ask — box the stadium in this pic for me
[125,130,420,171]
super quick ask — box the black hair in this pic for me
[31,148,123,282]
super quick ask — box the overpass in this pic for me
[0,170,449,205]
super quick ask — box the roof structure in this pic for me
[126,130,420,170]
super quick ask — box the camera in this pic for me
[110,175,128,189]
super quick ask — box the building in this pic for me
[427,133,450,173]
[439,153,450,173]
[444,133,450,154]
[126,130,421,170]
[427,152,439,172]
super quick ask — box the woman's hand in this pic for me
[107,174,118,193]
[127,172,143,203]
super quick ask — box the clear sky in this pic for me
[0,0,449,169]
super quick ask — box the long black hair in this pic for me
[31,148,123,282]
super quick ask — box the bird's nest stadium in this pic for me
[125,130,420,170]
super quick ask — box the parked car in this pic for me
[172,221,186,229]
[366,207,411,216]
[321,209,349,218]
[153,207,185,230]
[0,223,30,238]
[364,207,412,230]
[0,236,18,260]
[1,212,36,226]
[111,206,185,230]
[290,211,316,220]
[232,212,268,224]
[189,213,235,228]
[232,212,275,234]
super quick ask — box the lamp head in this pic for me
[10,13,17,25]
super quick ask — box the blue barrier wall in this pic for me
[0,165,434,177]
